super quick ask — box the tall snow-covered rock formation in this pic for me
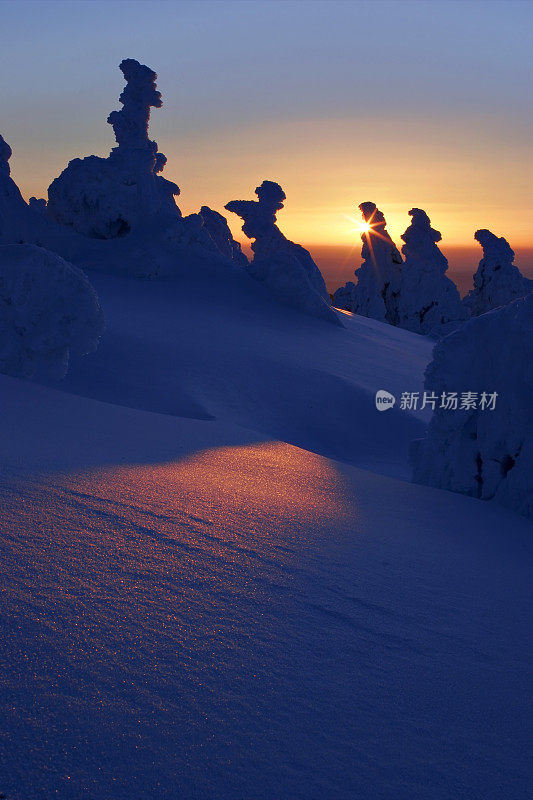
[463,229,532,316]
[226,181,340,325]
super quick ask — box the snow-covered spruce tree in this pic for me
[0,134,29,228]
[333,203,402,323]
[0,134,11,176]
[47,59,181,239]
[226,181,341,325]
[396,208,468,336]
[0,244,104,379]
[28,197,47,215]
[0,134,50,246]
[412,294,533,519]
[332,281,355,311]
[463,229,533,316]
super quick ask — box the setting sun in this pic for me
[344,213,373,237]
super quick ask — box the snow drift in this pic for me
[0,244,104,379]
[412,293,533,518]
[463,229,533,316]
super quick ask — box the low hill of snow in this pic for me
[48,263,433,479]
[0,367,531,800]
[0,254,530,800]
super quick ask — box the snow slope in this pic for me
[0,375,531,800]
[0,263,531,800]
[47,265,432,479]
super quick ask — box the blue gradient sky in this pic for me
[2,0,532,248]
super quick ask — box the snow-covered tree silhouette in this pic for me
[463,229,532,316]
[0,244,104,379]
[226,181,341,325]
[412,293,533,518]
[334,202,402,324]
[396,208,467,336]
[47,59,180,239]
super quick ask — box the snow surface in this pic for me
[413,294,533,518]
[48,268,429,479]
[0,258,531,799]
[0,373,531,800]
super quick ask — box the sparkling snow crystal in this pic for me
[0,244,104,379]
[412,294,533,518]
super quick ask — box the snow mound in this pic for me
[226,180,340,325]
[396,208,468,336]
[463,229,533,316]
[0,244,104,379]
[334,202,403,324]
[412,293,533,518]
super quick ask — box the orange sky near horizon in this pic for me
[4,0,533,263]
[11,112,531,254]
